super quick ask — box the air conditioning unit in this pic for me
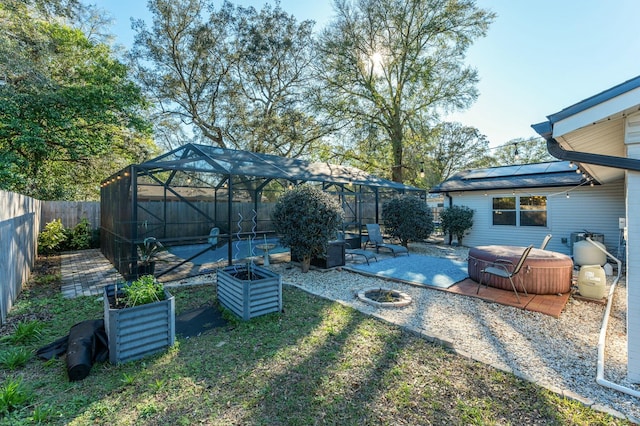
[570,232,604,251]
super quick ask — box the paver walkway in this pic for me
[61,249,123,298]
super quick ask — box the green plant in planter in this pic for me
[105,275,175,364]
[119,275,165,307]
[135,237,167,277]
[271,184,343,272]
[137,237,167,264]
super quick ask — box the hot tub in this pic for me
[468,245,573,295]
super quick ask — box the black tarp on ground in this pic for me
[36,319,108,381]
[175,305,227,338]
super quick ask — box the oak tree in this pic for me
[316,0,494,183]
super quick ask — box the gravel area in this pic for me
[170,242,640,421]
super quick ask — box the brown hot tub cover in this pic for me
[468,245,573,295]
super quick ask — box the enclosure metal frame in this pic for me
[100,143,425,279]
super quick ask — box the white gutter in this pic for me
[585,238,640,398]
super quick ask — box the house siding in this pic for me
[448,180,625,257]
[626,147,640,382]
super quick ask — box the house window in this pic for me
[520,196,547,227]
[492,197,516,225]
[492,195,547,227]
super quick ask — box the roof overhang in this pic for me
[532,75,640,184]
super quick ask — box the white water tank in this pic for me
[573,240,606,266]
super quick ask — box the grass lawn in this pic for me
[0,255,631,425]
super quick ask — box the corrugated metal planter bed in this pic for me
[103,284,175,365]
[217,264,282,321]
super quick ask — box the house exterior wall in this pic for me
[447,180,625,257]
[625,117,640,382]
[626,169,640,382]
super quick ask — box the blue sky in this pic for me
[93,0,640,147]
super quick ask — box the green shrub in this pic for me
[67,218,92,250]
[382,195,434,246]
[272,185,343,272]
[38,219,66,254]
[38,218,98,253]
[440,205,474,245]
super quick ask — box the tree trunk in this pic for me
[390,115,404,183]
[301,256,311,273]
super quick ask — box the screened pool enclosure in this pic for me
[100,143,425,279]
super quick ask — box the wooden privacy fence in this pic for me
[1,195,96,326]
[40,201,100,230]
[0,190,41,326]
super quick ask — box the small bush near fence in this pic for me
[38,218,99,254]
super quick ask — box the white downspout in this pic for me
[586,237,640,398]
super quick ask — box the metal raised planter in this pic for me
[103,284,175,365]
[216,264,282,321]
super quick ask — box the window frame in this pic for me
[492,196,516,226]
[491,195,548,228]
[519,195,547,227]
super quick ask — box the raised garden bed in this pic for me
[103,284,175,364]
[217,264,282,320]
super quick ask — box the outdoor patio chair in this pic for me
[337,232,377,265]
[345,244,378,265]
[208,227,219,246]
[365,224,409,257]
[540,234,552,250]
[477,245,533,304]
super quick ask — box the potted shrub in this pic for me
[271,185,344,272]
[133,237,167,278]
[103,275,175,364]
[216,263,282,321]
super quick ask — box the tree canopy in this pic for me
[421,121,493,188]
[316,0,494,183]
[492,137,554,166]
[0,0,153,200]
[131,0,331,157]
[0,0,555,201]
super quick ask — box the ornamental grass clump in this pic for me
[0,320,44,345]
[0,347,32,370]
[137,237,167,266]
